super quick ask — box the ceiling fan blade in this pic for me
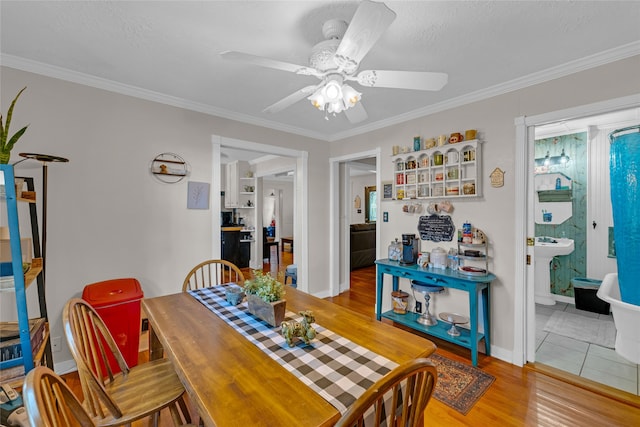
[263,85,320,114]
[345,101,368,124]
[220,51,321,77]
[334,0,396,71]
[354,70,448,91]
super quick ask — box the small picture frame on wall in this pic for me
[187,181,210,209]
[382,181,394,201]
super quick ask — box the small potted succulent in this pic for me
[1,87,29,164]
[244,270,286,327]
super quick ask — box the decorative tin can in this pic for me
[391,291,409,314]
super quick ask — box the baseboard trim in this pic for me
[527,362,640,408]
[54,359,77,375]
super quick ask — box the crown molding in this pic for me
[328,41,640,141]
[3,40,639,143]
[0,54,328,141]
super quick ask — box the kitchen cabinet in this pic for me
[225,160,255,209]
[392,140,482,200]
[221,228,251,268]
[0,165,53,386]
[221,229,240,265]
[225,162,239,208]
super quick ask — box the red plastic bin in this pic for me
[82,278,144,372]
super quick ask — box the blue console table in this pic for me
[375,258,496,366]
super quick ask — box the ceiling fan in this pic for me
[220,0,448,124]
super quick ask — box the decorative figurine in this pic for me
[281,310,316,347]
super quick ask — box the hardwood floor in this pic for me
[61,256,640,426]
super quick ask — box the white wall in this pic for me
[329,55,640,362]
[350,174,376,224]
[263,179,294,239]
[1,66,330,370]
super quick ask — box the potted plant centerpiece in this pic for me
[244,270,286,327]
[1,87,29,164]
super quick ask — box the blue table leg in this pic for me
[376,270,384,321]
[469,287,479,366]
[376,271,400,321]
[482,286,491,357]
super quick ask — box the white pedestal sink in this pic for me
[534,237,575,305]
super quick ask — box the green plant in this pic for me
[244,270,285,303]
[0,87,29,164]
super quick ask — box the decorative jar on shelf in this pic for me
[413,136,421,152]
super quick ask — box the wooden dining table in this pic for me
[142,286,436,427]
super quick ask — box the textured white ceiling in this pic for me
[1,1,639,141]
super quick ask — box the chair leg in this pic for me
[177,396,192,424]
[169,402,183,425]
[167,396,193,426]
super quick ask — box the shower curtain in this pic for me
[609,125,640,306]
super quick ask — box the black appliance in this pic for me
[400,233,419,265]
[221,211,234,226]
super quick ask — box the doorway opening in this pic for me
[515,95,640,399]
[329,149,380,297]
[212,136,309,292]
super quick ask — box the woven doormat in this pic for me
[428,353,495,415]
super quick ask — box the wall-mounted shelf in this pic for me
[534,172,573,224]
[392,140,482,200]
[151,152,189,183]
[537,189,572,202]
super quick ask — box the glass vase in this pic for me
[609,125,640,306]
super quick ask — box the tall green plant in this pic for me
[0,87,29,164]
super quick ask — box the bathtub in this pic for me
[597,273,640,364]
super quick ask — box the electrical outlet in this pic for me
[52,336,61,352]
[415,301,422,313]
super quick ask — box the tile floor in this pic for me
[536,302,639,395]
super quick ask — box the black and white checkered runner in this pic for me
[189,286,398,414]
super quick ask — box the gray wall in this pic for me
[1,53,638,369]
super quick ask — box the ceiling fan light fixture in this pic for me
[323,80,343,103]
[327,101,344,114]
[341,84,361,107]
[308,89,326,110]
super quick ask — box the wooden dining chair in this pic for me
[63,298,192,426]
[333,358,437,427]
[182,259,245,291]
[23,365,96,427]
